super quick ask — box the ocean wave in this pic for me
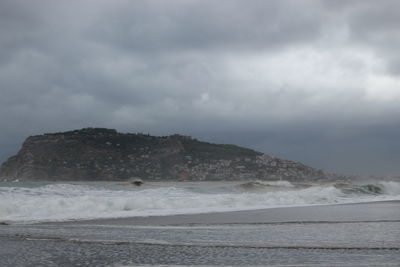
[0,181,399,223]
[236,180,296,191]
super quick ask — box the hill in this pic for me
[0,128,337,181]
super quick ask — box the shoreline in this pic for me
[2,199,400,266]
[53,200,400,226]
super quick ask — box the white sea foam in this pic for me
[0,181,399,223]
[380,181,400,195]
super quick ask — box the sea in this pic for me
[1,180,400,266]
[1,180,400,223]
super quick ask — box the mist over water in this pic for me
[1,181,400,223]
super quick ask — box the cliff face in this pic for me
[0,128,332,181]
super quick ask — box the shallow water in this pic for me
[1,181,400,266]
[3,221,400,248]
[1,217,399,266]
[2,237,399,267]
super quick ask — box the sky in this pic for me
[1,0,400,176]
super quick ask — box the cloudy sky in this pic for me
[1,0,400,175]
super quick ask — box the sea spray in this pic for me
[0,181,399,223]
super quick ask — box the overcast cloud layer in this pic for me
[1,0,400,175]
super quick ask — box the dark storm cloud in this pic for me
[1,0,400,175]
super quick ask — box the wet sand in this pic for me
[1,201,400,266]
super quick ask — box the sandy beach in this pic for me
[1,201,399,266]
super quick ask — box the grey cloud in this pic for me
[89,0,325,53]
[1,0,400,175]
[344,0,400,75]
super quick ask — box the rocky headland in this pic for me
[0,128,341,182]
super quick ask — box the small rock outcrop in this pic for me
[0,128,337,181]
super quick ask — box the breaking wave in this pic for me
[235,180,295,191]
[0,181,399,223]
